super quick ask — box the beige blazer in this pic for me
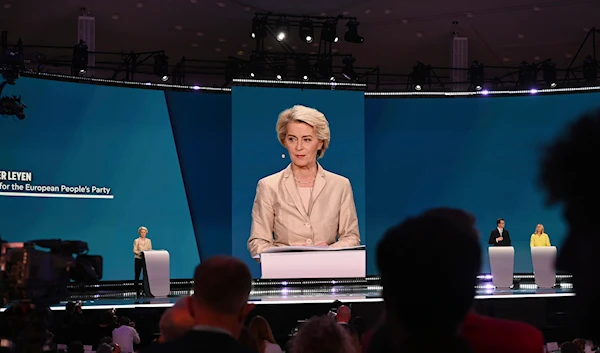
[248,164,360,257]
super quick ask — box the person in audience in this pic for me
[99,336,121,353]
[112,316,140,353]
[561,341,579,353]
[247,105,360,258]
[365,208,545,353]
[573,338,587,353]
[158,297,195,342]
[335,305,351,325]
[248,315,282,353]
[370,207,481,353]
[539,108,600,340]
[530,224,551,247]
[96,343,114,353]
[133,226,153,298]
[238,327,260,353]
[488,218,512,246]
[142,256,255,353]
[340,324,361,353]
[67,341,84,353]
[293,315,355,353]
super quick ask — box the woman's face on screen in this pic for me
[139,229,148,238]
[284,121,323,168]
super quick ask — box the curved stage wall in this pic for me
[1,77,599,279]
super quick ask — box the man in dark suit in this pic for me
[488,218,512,246]
[143,256,255,353]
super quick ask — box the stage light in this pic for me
[251,16,267,39]
[299,19,314,43]
[275,18,289,41]
[469,60,484,90]
[249,53,266,78]
[542,61,557,88]
[342,56,358,81]
[411,63,429,90]
[344,20,364,43]
[583,55,598,83]
[318,56,334,80]
[321,19,339,43]
[294,56,311,81]
[72,40,88,75]
[153,53,169,81]
[517,61,536,87]
[272,55,288,80]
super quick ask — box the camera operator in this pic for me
[58,301,84,344]
[112,316,140,353]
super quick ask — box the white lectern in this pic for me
[488,246,514,288]
[142,250,170,298]
[259,246,366,279]
[531,246,557,288]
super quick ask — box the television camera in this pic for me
[0,239,103,353]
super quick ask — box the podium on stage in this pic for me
[258,246,366,279]
[141,250,170,298]
[488,246,514,288]
[531,246,557,288]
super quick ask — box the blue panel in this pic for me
[365,92,600,273]
[0,78,199,280]
[164,91,232,260]
[231,87,366,277]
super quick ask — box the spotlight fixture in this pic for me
[318,56,334,80]
[249,53,266,78]
[344,20,364,43]
[542,61,557,88]
[517,61,536,87]
[411,63,429,90]
[321,19,339,43]
[299,19,314,43]
[272,55,288,80]
[469,60,484,90]
[583,55,598,83]
[153,52,169,82]
[342,56,358,81]
[294,56,311,81]
[72,40,88,75]
[275,18,289,42]
[251,16,267,39]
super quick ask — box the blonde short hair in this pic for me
[276,105,331,158]
[138,226,148,234]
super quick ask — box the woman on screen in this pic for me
[133,226,152,297]
[530,224,551,247]
[247,105,360,258]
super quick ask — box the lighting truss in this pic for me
[250,13,362,60]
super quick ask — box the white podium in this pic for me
[488,246,514,288]
[259,246,366,279]
[142,250,170,298]
[531,246,557,288]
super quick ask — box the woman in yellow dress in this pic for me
[530,224,551,247]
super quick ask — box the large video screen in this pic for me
[365,92,600,273]
[0,78,200,280]
[231,86,366,277]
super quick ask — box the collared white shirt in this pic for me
[112,325,140,353]
[497,227,503,236]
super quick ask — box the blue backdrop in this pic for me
[231,87,366,277]
[0,78,199,280]
[365,92,600,273]
[2,76,600,279]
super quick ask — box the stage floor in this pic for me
[2,274,574,311]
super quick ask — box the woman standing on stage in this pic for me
[133,226,152,297]
[247,105,361,258]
